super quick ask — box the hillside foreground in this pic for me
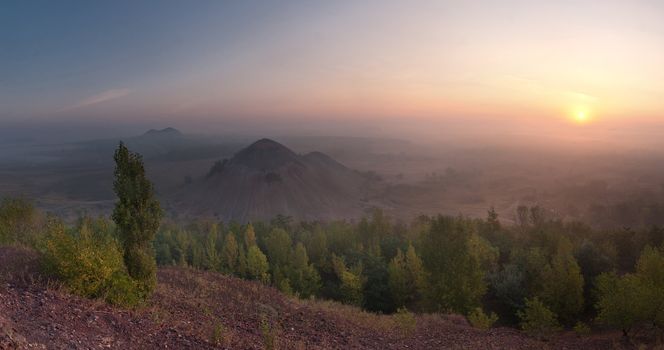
[0,246,625,349]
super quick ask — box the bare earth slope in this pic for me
[0,246,619,349]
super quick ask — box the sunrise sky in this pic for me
[1,0,663,141]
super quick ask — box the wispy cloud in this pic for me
[60,88,131,112]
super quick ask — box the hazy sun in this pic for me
[571,109,592,124]
[575,111,588,122]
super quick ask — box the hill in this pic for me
[173,139,374,221]
[0,246,615,349]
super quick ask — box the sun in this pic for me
[570,109,592,125]
[575,111,588,123]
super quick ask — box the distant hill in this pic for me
[172,138,371,221]
[142,127,183,138]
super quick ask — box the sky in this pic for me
[1,0,663,143]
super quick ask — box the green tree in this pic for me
[595,246,664,336]
[388,248,409,307]
[537,242,584,325]
[264,228,292,267]
[203,224,221,271]
[306,226,328,267]
[389,244,426,309]
[111,142,162,297]
[221,233,239,274]
[289,243,321,298]
[244,223,257,248]
[246,245,270,283]
[420,216,487,314]
[332,255,364,306]
[518,297,561,339]
[595,272,649,337]
[236,246,248,278]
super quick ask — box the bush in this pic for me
[518,297,561,339]
[211,322,226,346]
[0,197,40,246]
[393,307,417,337]
[467,307,499,330]
[573,321,591,336]
[41,217,142,307]
[259,314,276,350]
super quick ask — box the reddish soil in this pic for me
[0,246,629,349]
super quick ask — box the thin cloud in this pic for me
[60,88,131,112]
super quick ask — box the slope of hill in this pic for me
[0,246,617,349]
[173,139,374,221]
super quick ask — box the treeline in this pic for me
[153,206,664,337]
[3,197,664,338]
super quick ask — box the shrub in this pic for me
[467,307,499,330]
[393,307,417,337]
[518,297,561,339]
[573,321,591,336]
[42,217,141,307]
[211,322,226,346]
[259,314,276,350]
[0,197,40,246]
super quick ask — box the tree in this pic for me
[203,224,221,271]
[595,246,664,336]
[487,207,500,232]
[246,245,270,283]
[221,233,239,274]
[244,223,257,248]
[264,228,292,267]
[537,242,584,325]
[236,246,248,278]
[388,249,409,307]
[489,263,527,319]
[289,243,321,298]
[518,297,561,339]
[420,216,488,314]
[112,142,162,297]
[306,226,328,267]
[362,253,392,312]
[404,244,426,303]
[389,243,426,309]
[332,255,364,306]
[595,272,649,337]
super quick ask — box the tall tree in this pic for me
[112,142,162,297]
[389,243,426,309]
[244,223,257,248]
[204,224,221,271]
[222,233,239,274]
[420,216,487,314]
[536,241,584,325]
